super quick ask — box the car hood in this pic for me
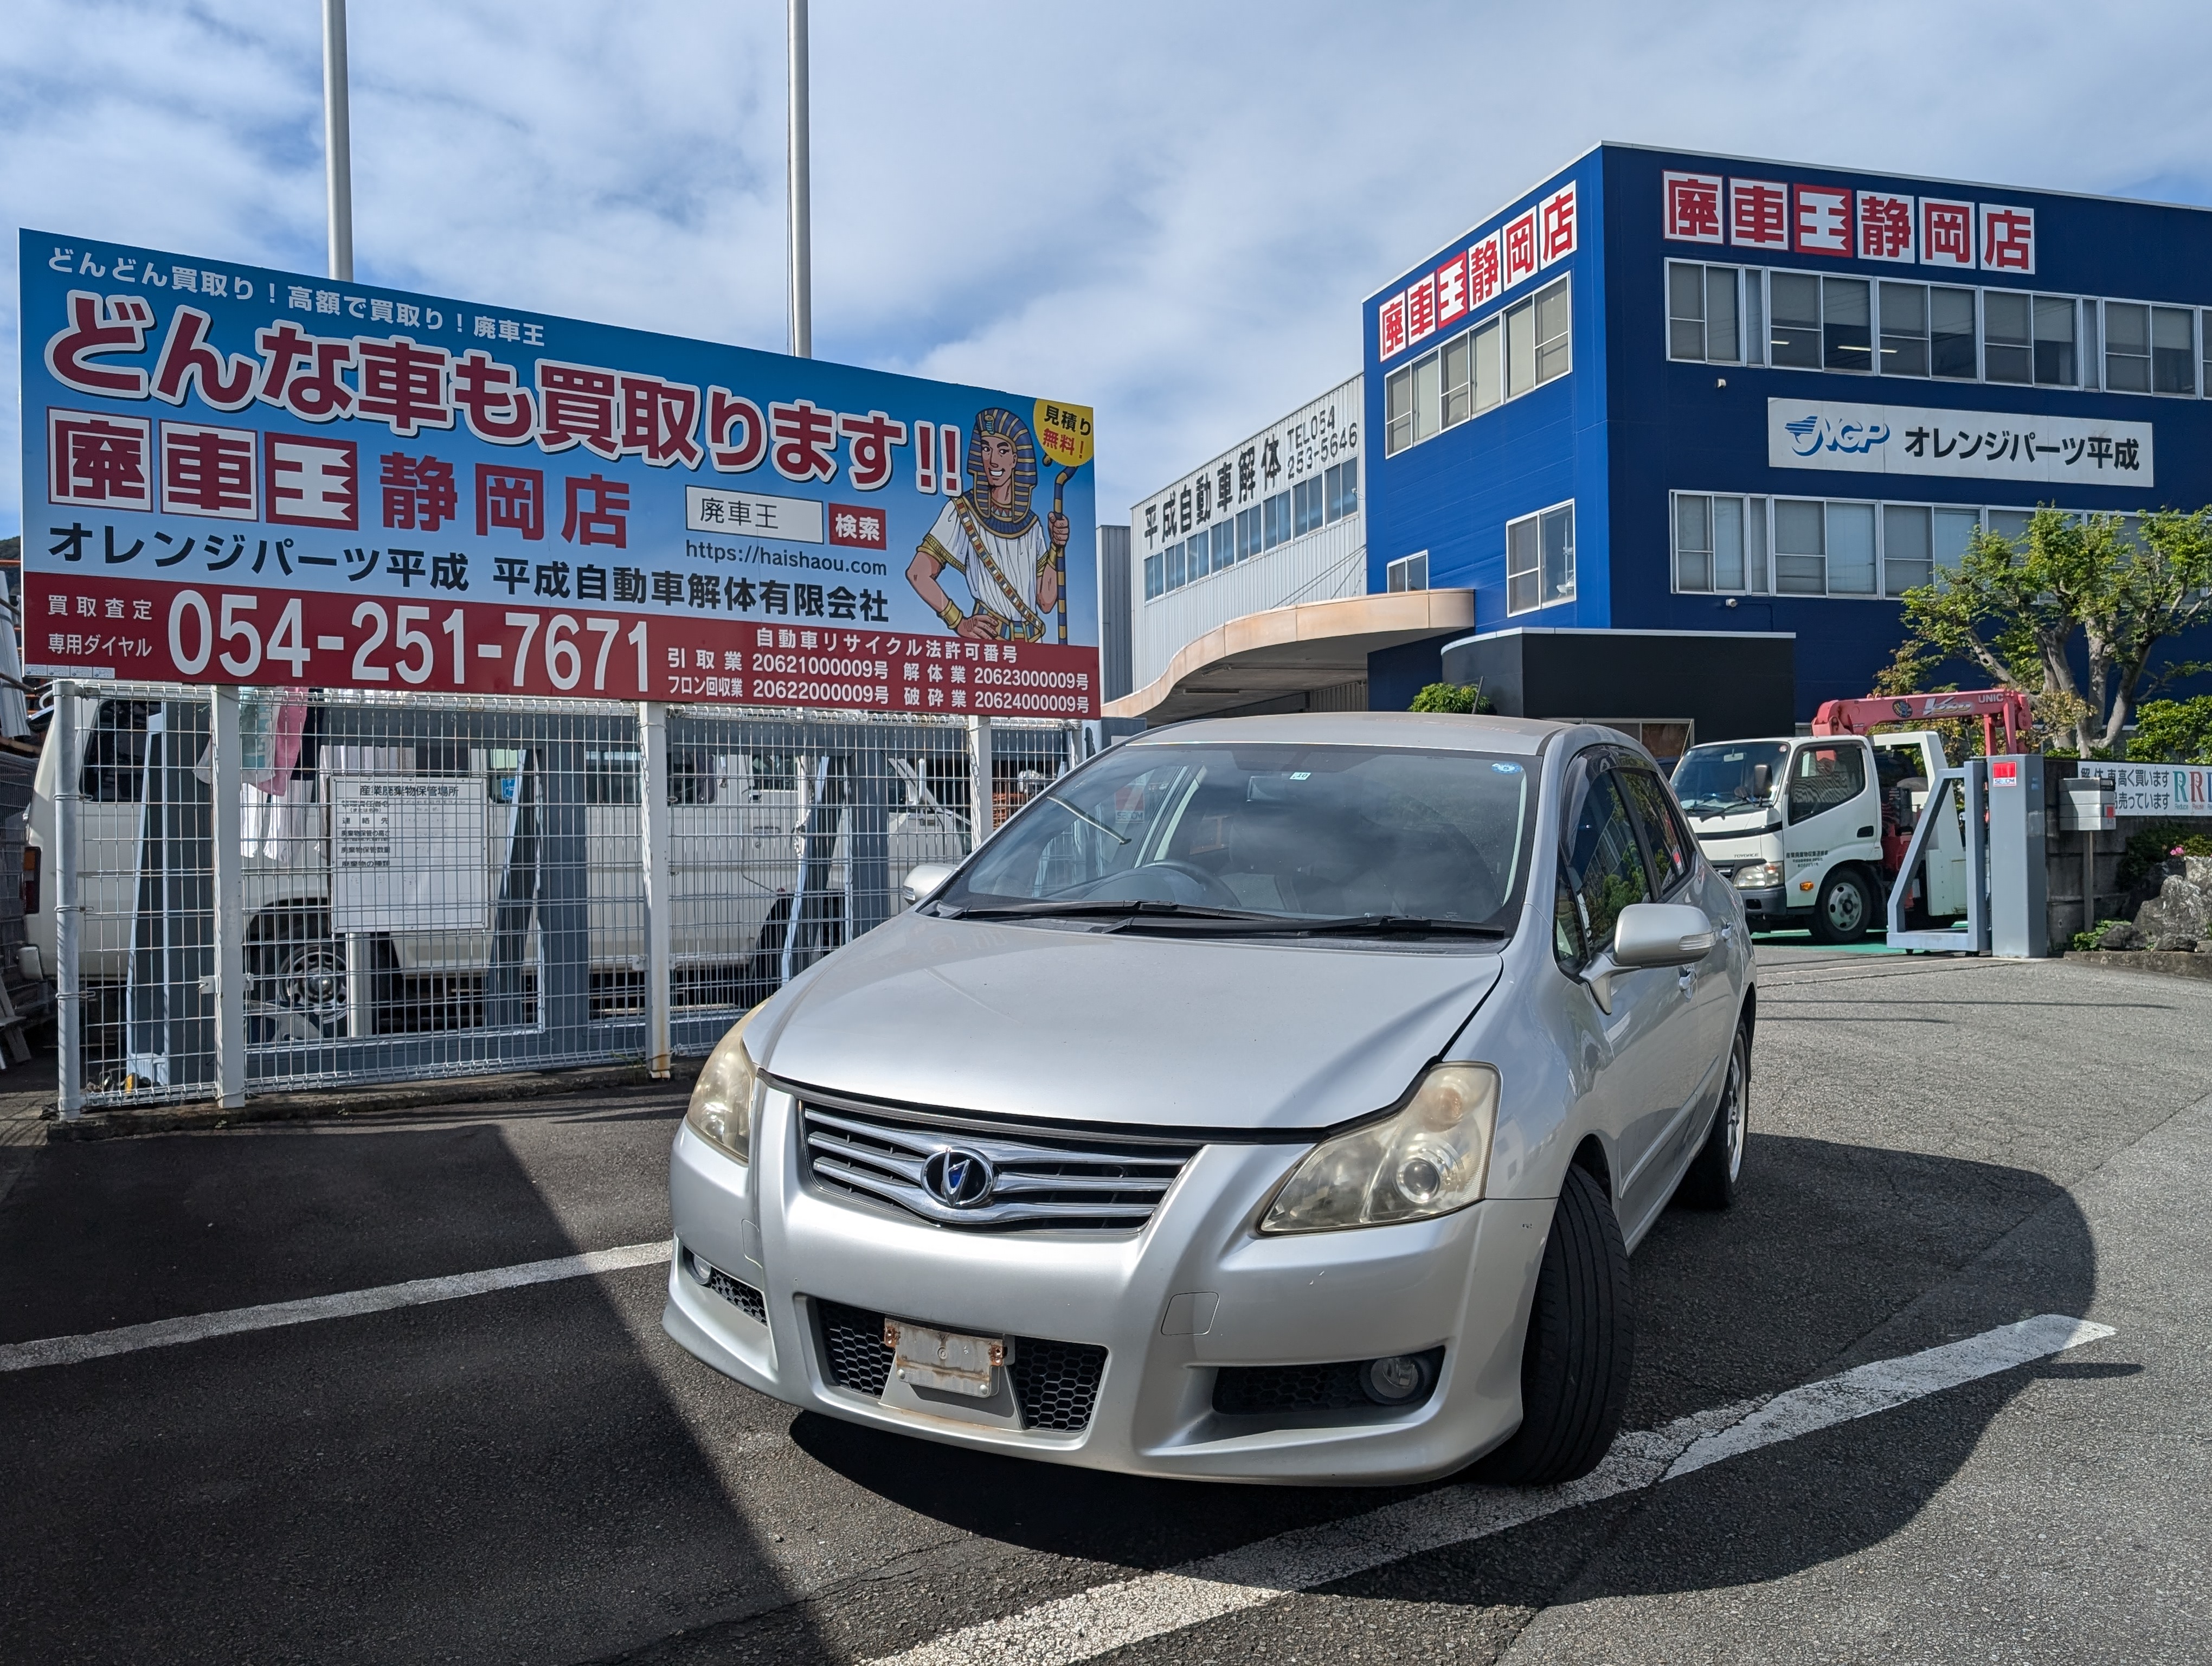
[753,912,1505,1133]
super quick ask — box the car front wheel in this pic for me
[1478,1163,1633,1485]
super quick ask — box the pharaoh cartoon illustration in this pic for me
[906,407,1069,641]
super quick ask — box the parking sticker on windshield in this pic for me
[1491,762,1521,773]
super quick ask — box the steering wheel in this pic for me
[1141,858,1244,907]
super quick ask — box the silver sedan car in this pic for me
[664,713,1753,1485]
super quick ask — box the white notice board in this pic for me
[329,776,490,933]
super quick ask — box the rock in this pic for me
[2188,854,2212,890]
[2197,938,2212,957]
[2132,870,2211,952]
[2098,921,2142,950]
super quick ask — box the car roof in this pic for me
[1127,711,1570,757]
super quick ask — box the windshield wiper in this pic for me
[933,899,1278,922]
[1104,911,1507,939]
[1038,793,1129,845]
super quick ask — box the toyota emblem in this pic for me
[922,1148,996,1208]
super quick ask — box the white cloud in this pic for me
[7,0,2212,534]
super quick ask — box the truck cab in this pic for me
[1670,730,1967,944]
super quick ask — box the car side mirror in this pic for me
[1751,762,1771,798]
[900,862,956,906]
[1583,902,1719,1013]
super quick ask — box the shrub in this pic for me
[2127,696,2212,765]
[1410,681,1493,715]
[2115,820,2212,892]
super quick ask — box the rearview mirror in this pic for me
[901,862,956,906]
[1751,762,1772,798]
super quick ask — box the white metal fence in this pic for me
[46,682,1082,1113]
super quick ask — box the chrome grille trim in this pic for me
[795,1096,1199,1232]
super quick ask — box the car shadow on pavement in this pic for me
[789,1130,2095,1600]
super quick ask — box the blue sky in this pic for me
[8,0,2212,539]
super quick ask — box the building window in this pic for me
[1143,550,1163,600]
[1878,282,1928,376]
[1237,504,1262,558]
[1441,332,1473,426]
[1325,457,1359,522]
[1386,552,1429,592]
[1769,272,1820,368]
[1291,477,1323,536]
[1773,498,1825,594]
[1507,501,1574,615]
[2034,296,2078,386]
[1211,520,1236,572]
[1674,494,2006,600]
[2153,305,2196,394]
[1412,350,1442,445]
[1667,262,1740,363]
[1982,290,2032,385]
[1263,489,1291,549]
[1166,540,1187,591]
[1385,366,1414,456]
[1505,280,1571,395]
[1472,315,1503,414]
[2104,302,2149,392]
[1822,277,1872,372]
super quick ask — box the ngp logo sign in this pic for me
[1661,170,2034,274]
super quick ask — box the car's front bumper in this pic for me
[662,1088,1553,1484]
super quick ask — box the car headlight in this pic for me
[1260,1063,1499,1234]
[1733,861,1783,889]
[685,1011,760,1165]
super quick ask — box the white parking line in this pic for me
[867,1314,2115,1666]
[0,1239,673,1374]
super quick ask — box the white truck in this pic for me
[24,691,979,1045]
[1669,730,1971,944]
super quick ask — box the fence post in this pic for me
[210,688,246,1108]
[966,715,994,851]
[54,683,81,1119]
[638,701,672,1078]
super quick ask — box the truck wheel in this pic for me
[248,907,349,1039]
[1677,1022,1748,1209]
[1810,868,1874,945]
[1478,1165,1634,1486]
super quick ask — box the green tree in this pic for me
[1887,505,2212,757]
[2127,695,2212,764]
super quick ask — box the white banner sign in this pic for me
[1767,399,2153,487]
[2075,760,2212,817]
[330,776,492,932]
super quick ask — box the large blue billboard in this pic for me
[18,229,1099,716]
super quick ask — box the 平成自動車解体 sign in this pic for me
[21,230,1100,716]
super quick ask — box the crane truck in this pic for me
[1668,689,2030,944]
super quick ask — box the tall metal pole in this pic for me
[323,0,355,281]
[786,0,812,358]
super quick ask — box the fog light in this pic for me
[1360,1353,1434,1406]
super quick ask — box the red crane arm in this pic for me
[1810,689,2033,754]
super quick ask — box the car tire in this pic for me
[1479,1164,1634,1486]
[1677,1021,1749,1210]
[1810,867,1875,945]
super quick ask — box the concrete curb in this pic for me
[40,1056,705,1142]
[2062,949,2212,981]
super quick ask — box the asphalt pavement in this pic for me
[2,945,2207,1664]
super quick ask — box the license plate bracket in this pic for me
[885,1319,1011,1399]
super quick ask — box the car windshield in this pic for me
[1670,741,1791,816]
[934,741,1537,933]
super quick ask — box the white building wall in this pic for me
[1129,376,1365,694]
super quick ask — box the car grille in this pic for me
[796,1092,1199,1232]
[813,1299,1108,1433]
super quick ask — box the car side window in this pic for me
[1555,759,1652,970]
[1787,743,1868,825]
[1617,766,1693,895]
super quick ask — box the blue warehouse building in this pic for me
[1359,142,2212,744]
